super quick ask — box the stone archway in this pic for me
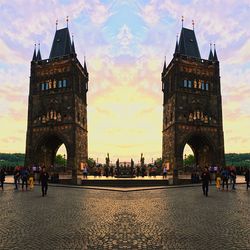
[33,132,73,175]
[179,133,216,170]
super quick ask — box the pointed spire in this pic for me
[32,43,37,61]
[213,43,218,61]
[192,20,195,30]
[208,43,213,61]
[71,34,76,54]
[181,16,184,28]
[56,19,58,30]
[174,34,180,55]
[162,56,166,74]
[66,16,69,27]
[84,56,88,74]
[37,43,42,61]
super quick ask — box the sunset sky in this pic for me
[0,0,250,163]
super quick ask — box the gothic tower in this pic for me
[25,26,88,182]
[162,26,225,181]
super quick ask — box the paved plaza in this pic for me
[0,184,249,250]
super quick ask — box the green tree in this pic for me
[184,154,195,166]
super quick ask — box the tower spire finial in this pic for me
[37,42,42,61]
[66,16,69,27]
[56,19,58,30]
[181,16,184,27]
[213,43,218,61]
[208,42,213,61]
[192,20,195,30]
[32,43,37,61]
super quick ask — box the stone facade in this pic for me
[162,28,225,176]
[25,28,88,181]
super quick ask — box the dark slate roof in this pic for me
[213,46,218,61]
[49,28,72,59]
[32,46,37,61]
[37,48,42,61]
[208,47,213,61]
[179,28,201,59]
[174,40,180,54]
[71,40,76,54]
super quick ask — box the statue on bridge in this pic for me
[105,153,110,167]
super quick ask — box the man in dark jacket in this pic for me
[0,168,6,190]
[40,167,49,197]
[201,167,211,197]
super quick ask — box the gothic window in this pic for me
[45,82,49,90]
[58,80,62,88]
[183,79,188,88]
[198,80,202,89]
[41,83,45,91]
[193,79,197,88]
[188,113,193,121]
[48,80,52,89]
[188,80,192,88]
[205,83,209,91]
[62,79,67,88]
[201,81,205,90]
[53,80,56,89]
[42,115,46,123]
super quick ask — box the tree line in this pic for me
[0,153,250,168]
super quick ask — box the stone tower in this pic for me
[25,27,88,182]
[162,26,225,181]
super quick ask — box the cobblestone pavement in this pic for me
[0,184,249,250]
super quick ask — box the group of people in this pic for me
[0,166,49,197]
[201,167,250,197]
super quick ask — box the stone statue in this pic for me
[105,153,110,167]
[140,153,144,167]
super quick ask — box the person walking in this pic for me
[28,168,35,190]
[221,168,229,191]
[215,170,221,190]
[82,166,88,179]
[245,169,250,190]
[0,168,6,190]
[13,167,20,190]
[40,167,49,197]
[230,168,236,190]
[201,167,211,197]
[163,166,167,179]
[21,167,29,191]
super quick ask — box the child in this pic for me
[215,170,221,190]
[29,169,34,190]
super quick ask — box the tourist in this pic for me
[215,170,221,190]
[163,166,167,179]
[0,168,6,190]
[245,169,250,190]
[21,167,29,191]
[40,167,49,197]
[83,166,88,179]
[201,167,211,197]
[221,168,229,191]
[230,168,236,190]
[28,168,35,190]
[13,167,20,190]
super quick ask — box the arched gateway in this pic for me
[162,26,225,182]
[25,26,88,183]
